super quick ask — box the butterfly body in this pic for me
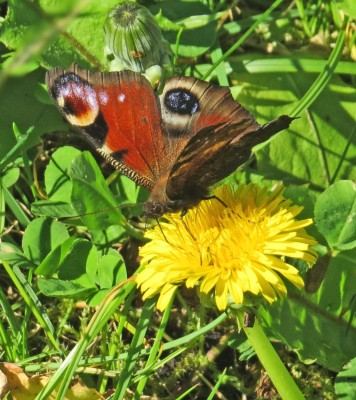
[46,65,294,218]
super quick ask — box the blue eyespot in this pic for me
[164,89,199,115]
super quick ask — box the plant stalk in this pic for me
[237,312,305,400]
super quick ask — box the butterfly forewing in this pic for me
[160,76,259,138]
[46,65,167,190]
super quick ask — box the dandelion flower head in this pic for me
[136,183,318,311]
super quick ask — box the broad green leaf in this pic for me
[87,249,127,306]
[233,73,356,189]
[90,224,129,247]
[70,152,125,230]
[335,357,356,399]
[312,249,356,314]
[0,70,68,163]
[113,174,148,217]
[37,278,96,299]
[150,1,217,57]
[97,249,126,289]
[87,288,111,307]
[1,165,20,188]
[58,239,98,288]
[167,21,217,57]
[260,248,356,372]
[314,181,356,250]
[116,175,142,205]
[35,236,76,276]
[31,200,77,219]
[336,0,356,17]
[283,185,323,243]
[22,218,69,264]
[44,146,81,201]
[36,239,127,302]
[0,0,119,70]
[0,242,36,269]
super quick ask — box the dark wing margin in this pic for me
[166,115,295,200]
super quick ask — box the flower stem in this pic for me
[237,312,305,400]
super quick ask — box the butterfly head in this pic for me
[143,192,202,219]
[143,201,169,219]
[143,198,197,219]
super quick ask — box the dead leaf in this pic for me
[0,363,105,400]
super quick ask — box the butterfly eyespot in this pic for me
[53,73,99,127]
[164,89,199,116]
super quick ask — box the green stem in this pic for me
[202,0,285,80]
[290,16,348,118]
[236,312,305,400]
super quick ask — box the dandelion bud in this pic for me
[104,2,171,82]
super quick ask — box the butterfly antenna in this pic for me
[57,203,142,222]
[201,195,231,211]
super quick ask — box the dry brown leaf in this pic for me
[0,363,105,400]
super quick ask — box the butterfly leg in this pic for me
[155,219,170,243]
[179,214,196,241]
[201,195,228,208]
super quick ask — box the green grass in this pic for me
[0,0,355,399]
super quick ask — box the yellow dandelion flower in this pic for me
[136,183,318,311]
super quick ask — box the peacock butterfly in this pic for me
[46,65,294,218]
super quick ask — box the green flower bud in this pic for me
[104,2,171,80]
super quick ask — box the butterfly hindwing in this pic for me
[166,116,295,202]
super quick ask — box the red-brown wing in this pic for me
[46,65,166,189]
